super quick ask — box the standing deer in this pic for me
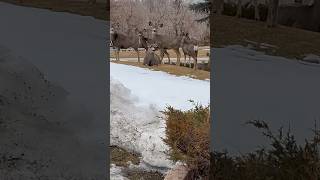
[148,21,183,66]
[110,26,148,62]
[180,33,199,70]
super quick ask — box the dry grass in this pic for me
[0,0,108,20]
[110,48,210,58]
[212,15,320,58]
[110,146,140,168]
[112,61,210,80]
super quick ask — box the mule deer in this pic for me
[143,44,161,66]
[110,27,148,62]
[148,21,183,66]
[180,33,199,70]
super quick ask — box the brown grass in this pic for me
[110,146,140,167]
[0,0,108,20]
[212,15,320,58]
[111,48,210,58]
[112,61,210,80]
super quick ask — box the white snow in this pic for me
[110,63,210,110]
[110,77,174,169]
[110,63,210,173]
[110,164,129,180]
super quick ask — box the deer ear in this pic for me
[149,21,152,26]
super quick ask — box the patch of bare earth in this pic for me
[0,0,108,20]
[113,61,210,80]
[110,146,164,180]
[110,146,140,167]
[212,15,320,58]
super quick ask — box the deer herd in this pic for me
[110,21,199,70]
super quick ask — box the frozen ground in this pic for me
[110,63,210,176]
[0,2,107,178]
[212,45,320,154]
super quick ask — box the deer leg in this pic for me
[174,49,181,66]
[117,49,120,61]
[116,50,118,61]
[160,50,165,64]
[193,57,198,70]
[184,54,187,67]
[136,49,140,63]
[164,50,170,64]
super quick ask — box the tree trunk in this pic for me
[267,0,279,27]
[253,0,260,21]
[236,0,242,18]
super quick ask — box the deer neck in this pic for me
[138,36,141,46]
[180,36,186,47]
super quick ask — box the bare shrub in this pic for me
[211,120,320,180]
[162,101,210,179]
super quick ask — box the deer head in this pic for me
[148,21,163,37]
[110,27,115,35]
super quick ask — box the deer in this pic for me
[110,26,148,62]
[148,21,183,66]
[180,33,199,70]
[143,44,161,66]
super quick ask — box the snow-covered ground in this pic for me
[110,62,210,176]
[212,45,320,154]
[111,63,210,110]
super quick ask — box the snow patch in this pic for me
[110,78,174,169]
[110,63,210,110]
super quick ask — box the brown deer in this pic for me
[277,0,320,31]
[143,44,161,66]
[148,21,183,66]
[180,33,199,70]
[110,26,148,62]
